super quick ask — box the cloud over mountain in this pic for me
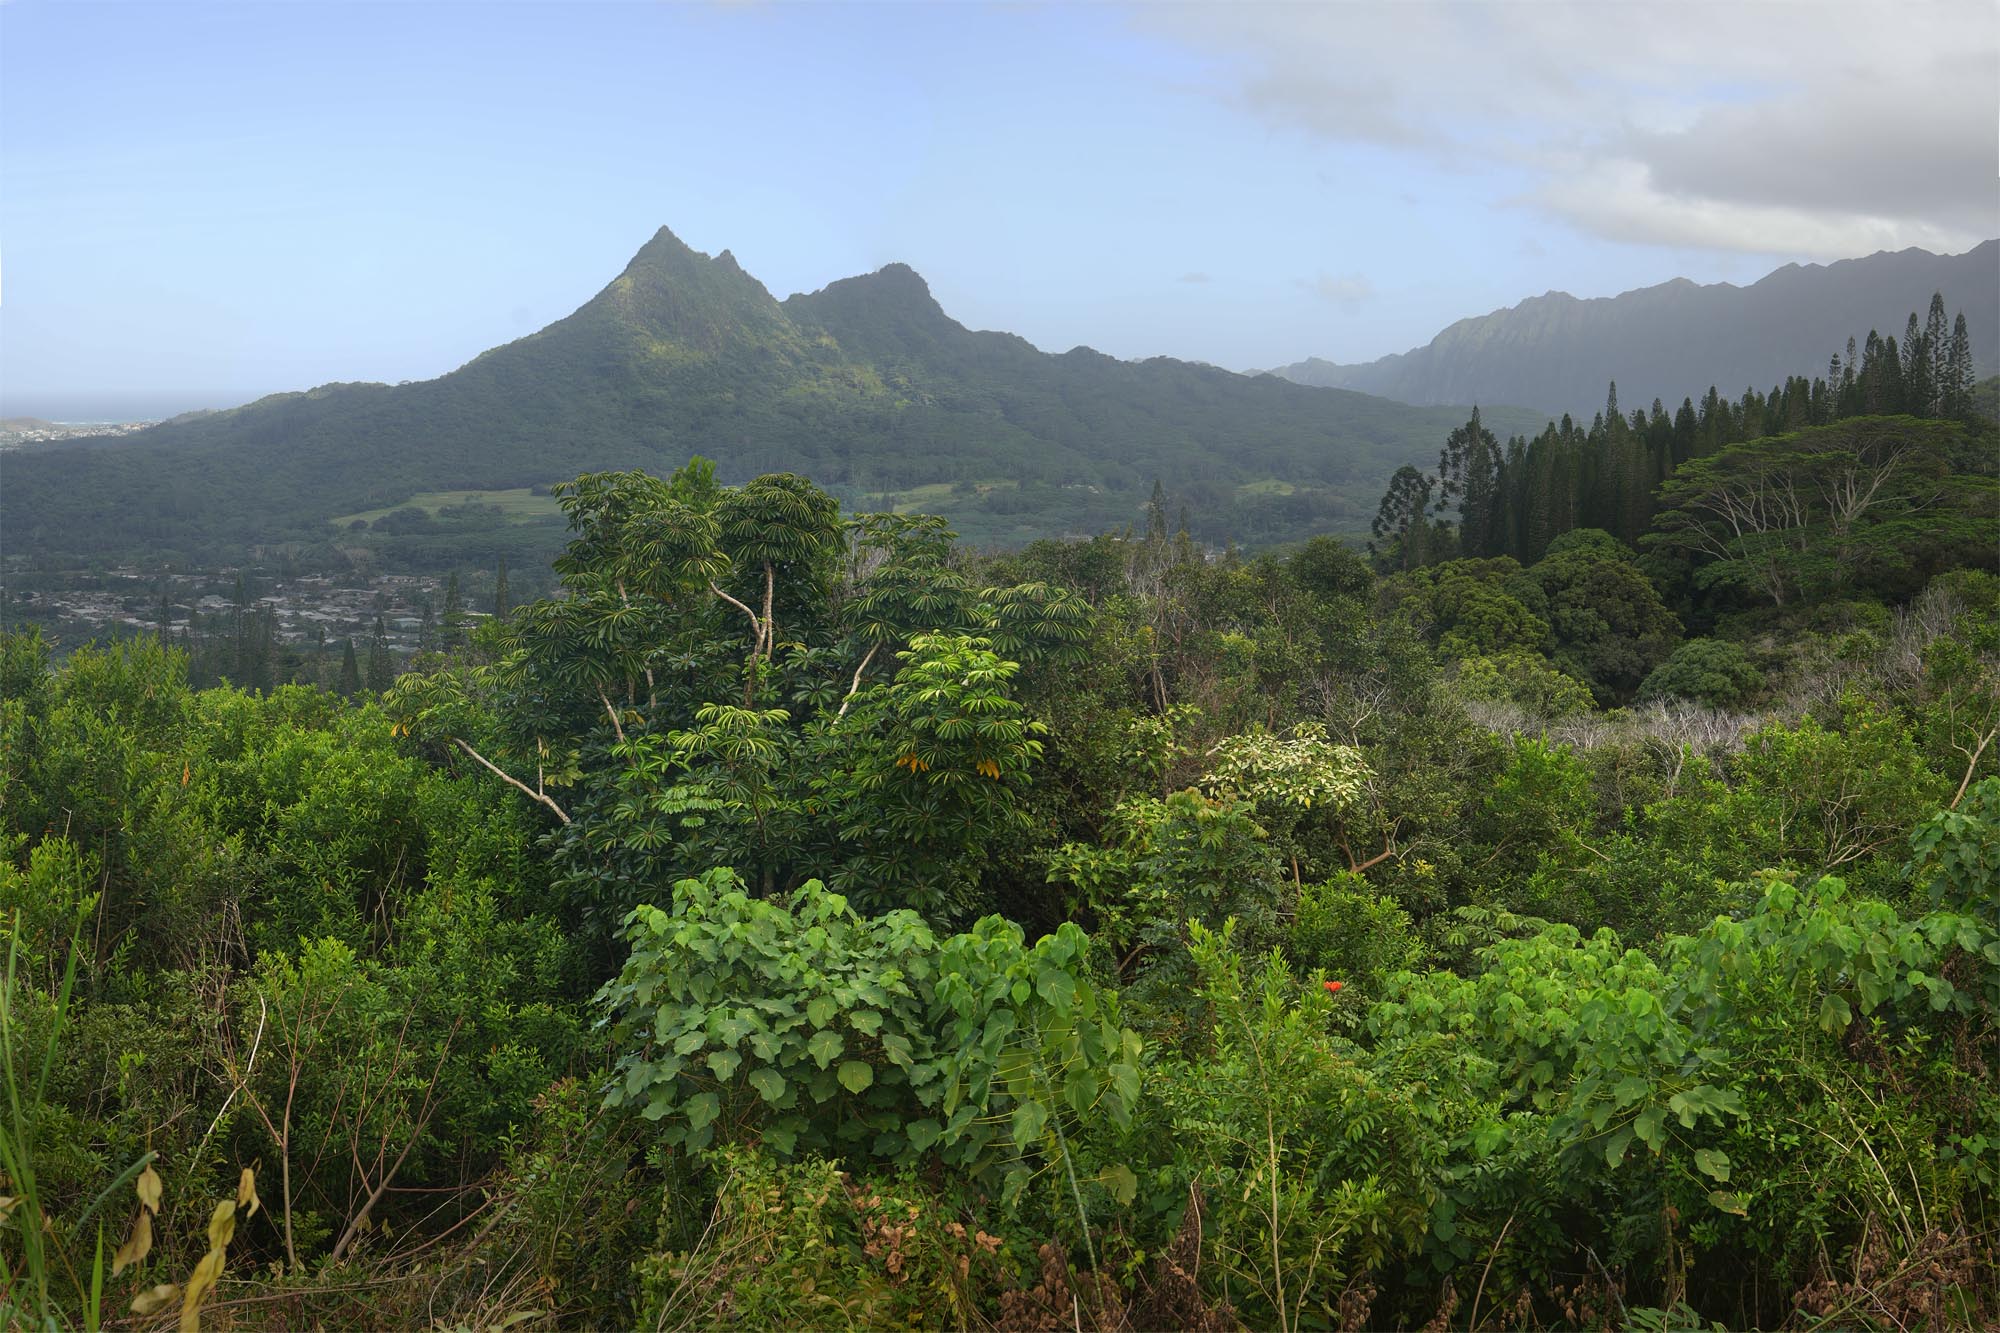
[1138,1,1998,258]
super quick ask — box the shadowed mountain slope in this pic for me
[1263,242,1999,417]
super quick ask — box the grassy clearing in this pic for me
[329,488,564,527]
[1237,479,1297,496]
[856,479,1018,515]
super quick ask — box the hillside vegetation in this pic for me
[3,385,1995,1328]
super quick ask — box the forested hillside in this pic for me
[4,375,1995,1328]
[0,228,1542,567]
[1366,295,1996,590]
[1264,242,1998,416]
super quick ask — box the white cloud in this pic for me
[1534,159,1983,259]
[1132,1,1999,257]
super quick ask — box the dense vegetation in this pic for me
[3,370,1995,1330]
[1368,296,1993,576]
[0,228,1544,571]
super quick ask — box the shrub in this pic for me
[1639,638,1764,708]
[596,869,1143,1192]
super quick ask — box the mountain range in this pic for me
[10,231,1993,571]
[1,228,1546,565]
[1259,242,1999,417]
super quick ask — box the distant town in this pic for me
[4,562,460,657]
[0,417,157,448]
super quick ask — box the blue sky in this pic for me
[3,1,1993,418]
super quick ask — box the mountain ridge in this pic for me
[1,227,1548,563]
[1262,242,2000,416]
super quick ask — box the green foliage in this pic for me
[1285,873,1426,992]
[1638,637,1764,708]
[1729,697,1945,873]
[7,397,1998,1331]
[637,1147,1020,1331]
[1045,790,1283,1000]
[1906,777,2000,914]
[814,633,1048,916]
[1529,532,1682,703]
[1649,417,1996,607]
[596,871,1142,1190]
[1155,925,1437,1332]
[1451,652,1595,719]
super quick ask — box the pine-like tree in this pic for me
[337,638,362,697]
[1902,313,1931,417]
[365,615,395,693]
[1458,414,1501,559]
[440,573,466,651]
[492,557,512,620]
[1945,312,1975,418]
[1369,465,1435,571]
[1145,479,1169,545]
[1925,293,1951,417]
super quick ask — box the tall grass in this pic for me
[0,908,143,1332]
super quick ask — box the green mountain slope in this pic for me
[3,228,1544,563]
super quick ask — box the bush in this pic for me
[596,869,1143,1191]
[1286,872,1426,991]
[1639,638,1765,708]
[1453,652,1594,719]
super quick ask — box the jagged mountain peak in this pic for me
[0,220,1554,563]
[789,262,949,320]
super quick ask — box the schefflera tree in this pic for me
[384,459,1095,929]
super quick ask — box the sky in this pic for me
[2,0,1995,419]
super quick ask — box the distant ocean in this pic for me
[0,392,257,423]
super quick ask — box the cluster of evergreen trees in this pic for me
[1372,294,1988,569]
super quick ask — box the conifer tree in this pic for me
[365,615,395,693]
[1458,418,1501,558]
[492,557,512,620]
[1368,465,1435,571]
[441,573,466,651]
[1946,313,1975,418]
[337,638,362,697]
[1925,293,1950,417]
[1902,313,1931,417]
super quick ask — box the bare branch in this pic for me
[835,642,881,720]
[450,738,571,824]
[708,580,765,646]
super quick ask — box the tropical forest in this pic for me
[4,275,1998,1331]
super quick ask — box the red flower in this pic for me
[1324,980,1343,993]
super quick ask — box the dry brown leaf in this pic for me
[130,1283,181,1316]
[112,1207,154,1276]
[137,1161,163,1213]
